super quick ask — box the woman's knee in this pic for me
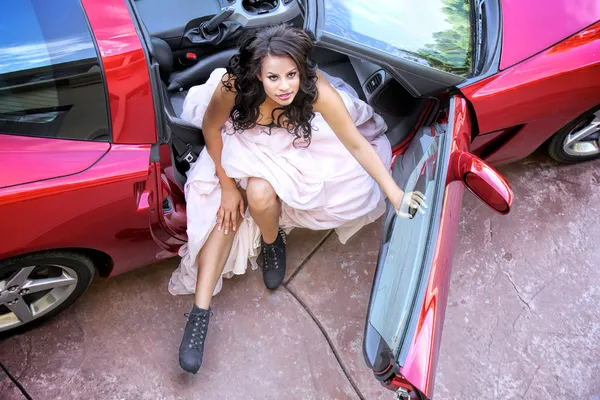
[246,178,277,210]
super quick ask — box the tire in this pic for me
[0,251,95,337]
[548,106,600,163]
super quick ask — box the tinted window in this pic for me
[323,0,473,76]
[0,0,110,141]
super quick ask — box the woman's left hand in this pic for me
[391,189,428,219]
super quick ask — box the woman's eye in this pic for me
[268,76,278,81]
[287,72,297,78]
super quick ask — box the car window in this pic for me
[0,0,110,142]
[368,123,445,353]
[322,0,473,76]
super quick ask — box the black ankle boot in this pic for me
[179,304,212,374]
[261,228,287,290]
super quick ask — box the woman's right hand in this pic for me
[217,183,245,235]
[390,187,428,219]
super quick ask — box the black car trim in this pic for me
[459,0,503,88]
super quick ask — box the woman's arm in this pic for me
[202,77,245,233]
[314,72,425,215]
[202,78,237,190]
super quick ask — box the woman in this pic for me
[169,24,426,374]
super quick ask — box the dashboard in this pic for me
[132,0,426,146]
[133,0,301,47]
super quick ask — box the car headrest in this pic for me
[150,37,173,84]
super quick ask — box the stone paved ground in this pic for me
[1,153,599,400]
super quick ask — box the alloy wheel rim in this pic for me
[0,264,78,332]
[562,111,600,157]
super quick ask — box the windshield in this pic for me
[322,0,473,76]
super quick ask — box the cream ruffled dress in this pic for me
[168,68,392,296]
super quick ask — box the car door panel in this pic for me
[148,143,188,248]
[365,96,495,399]
[400,98,472,394]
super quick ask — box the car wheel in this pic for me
[548,107,600,163]
[0,251,95,336]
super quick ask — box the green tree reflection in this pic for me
[416,0,472,75]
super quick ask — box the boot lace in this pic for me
[184,311,212,350]
[263,245,279,270]
[262,229,286,270]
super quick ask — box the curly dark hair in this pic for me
[222,24,318,147]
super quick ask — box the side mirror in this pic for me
[450,150,513,214]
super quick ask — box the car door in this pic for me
[302,1,512,398]
[364,95,512,399]
[106,0,191,253]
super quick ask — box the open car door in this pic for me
[364,96,512,399]
[302,1,512,398]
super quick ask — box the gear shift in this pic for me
[184,6,242,46]
[201,6,235,35]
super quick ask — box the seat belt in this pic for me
[171,132,199,164]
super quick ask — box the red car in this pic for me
[0,0,598,398]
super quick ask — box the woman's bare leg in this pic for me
[246,177,286,290]
[246,177,280,243]
[193,187,246,308]
[179,195,243,374]
[193,226,237,309]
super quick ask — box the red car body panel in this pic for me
[464,21,600,164]
[0,145,165,276]
[0,136,109,188]
[499,0,600,69]
[0,0,165,276]
[79,0,157,145]
[481,117,573,165]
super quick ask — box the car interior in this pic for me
[129,0,438,189]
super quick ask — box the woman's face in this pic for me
[258,55,300,106]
